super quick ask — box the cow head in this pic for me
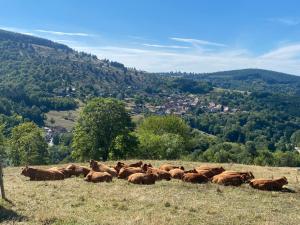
[21,166,29,176]
[89,160,98,170]
[279,176,288,185]
[142,163,152,172]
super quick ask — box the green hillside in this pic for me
[160,69,300,95]
[0,29,166,125]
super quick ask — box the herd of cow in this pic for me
[20,160,289,191]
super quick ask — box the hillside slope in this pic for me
[160,69,300,95]
[0,29,164,124]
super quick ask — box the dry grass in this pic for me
[45,110,80,131]
[1,161,300,225]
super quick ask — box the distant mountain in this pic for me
[160,69,300,95]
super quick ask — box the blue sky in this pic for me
[1,0,300,74]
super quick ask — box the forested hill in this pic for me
[0,29,165,124]
[160,69,300,95]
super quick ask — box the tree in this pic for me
[110,132,139,159]
[245,141,257,156]
[136,115,190,159]
[72,98,134,161]
[291,130,300,146]
[9,122,48,166]
[137,115,190,141]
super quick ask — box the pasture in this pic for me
[1,161,300,225]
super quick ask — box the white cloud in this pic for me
[260,44,300,59]
[142,43,190,49]
[71,43,300,75]
[269,18,300,26]
[35,29,90,37]
[171,37,227,47]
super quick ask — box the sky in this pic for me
[1,0,300,75]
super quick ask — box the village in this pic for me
[124,94,238,116]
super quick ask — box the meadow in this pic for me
[1,161,300,225]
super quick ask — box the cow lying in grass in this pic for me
[128,171,157,185]
[114,161,143,174]
[182,172,209,183]
[118,167,145,179]
[84,171,112,183]
[169,168,185,179]
[212,171,254,186]
[249,177,288,191]
[147,167,171,181]
[49,164,90,178]
[159,164,185,172]
[195,165,225,179]
[65,164,91,177]
[89,160,117,177]
[21,166,65,181]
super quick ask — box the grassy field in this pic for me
[45,109,80,131]
[1,161,300,225]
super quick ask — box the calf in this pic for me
[182,173,209,183]
[90,160,117,177]
[84,171,112,183]
[21,166,65,181]
[128,172,157,185]
[159,164,185,172]
[249,177,288,191]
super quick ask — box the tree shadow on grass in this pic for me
[0,205,26,223]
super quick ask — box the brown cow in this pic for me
[212,173,248,186]
[118,167,144,179]
[84,171,112,183]
[128,171,157,185]
[221,171,254,182]
[249,177,288,191]
[159,164,185,172]
[169,168,185,179]
[182,173,209,183]
[65,164,91,177]
[114,162,127,173]
[128,161,143,168]
[21,166,65,181]
[49,167,70,177]
[147,167,171,181]
[114,161,144,173]
[195,166,225,178]
[89,160,117,177]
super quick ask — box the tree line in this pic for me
[1,98,299,167]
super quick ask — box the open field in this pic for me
[1,161,300,225]
[45,109,81,131]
